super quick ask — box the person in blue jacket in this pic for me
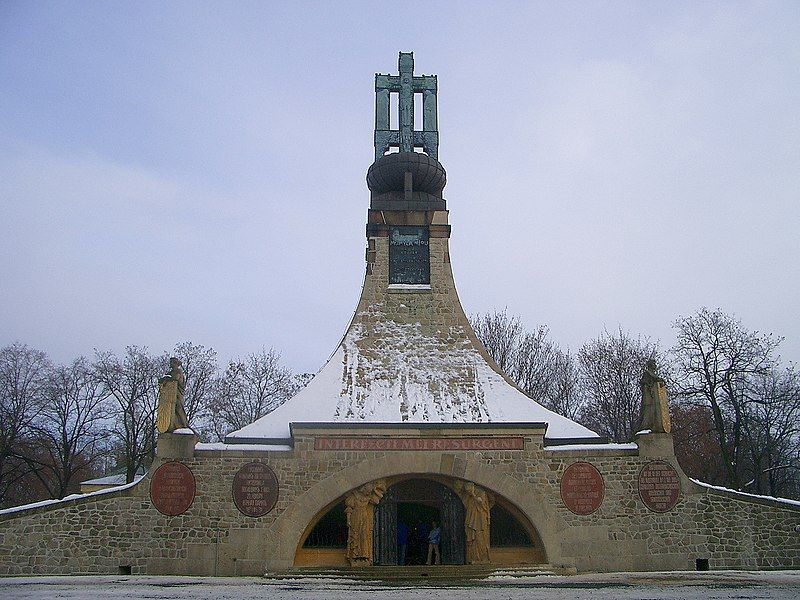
[397,521,409,565]
[426,520,441,565]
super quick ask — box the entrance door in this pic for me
[372,479,465,566]
[440,483,465,565]
[373,486,397,565]
[398,501,440,565]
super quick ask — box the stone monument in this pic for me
[638,359,671,434]
[454,481,494,565]
[156,357,190,434]
[0,51,798,579]
[344,479,387,566]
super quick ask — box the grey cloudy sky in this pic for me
[1,1,798,373]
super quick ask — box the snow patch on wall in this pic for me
[0,476,144,516]
[691,478,800,508]
[545,442,638,452]
[335,321,492,423]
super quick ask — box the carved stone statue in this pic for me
[156,357,190,434]
[344,479,387,566]
[454,481,494,565]
[638,359,671,434]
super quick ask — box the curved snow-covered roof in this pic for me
[228,319,598,442]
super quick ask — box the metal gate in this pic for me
[371,479,464,566]
[373,486,397,565]
[440,484,465,565]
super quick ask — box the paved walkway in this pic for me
[1,571,799,600]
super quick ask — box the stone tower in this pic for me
[229,53,593,443]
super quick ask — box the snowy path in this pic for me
[1,572,799,600]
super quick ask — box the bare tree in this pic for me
[512,328,583,420]
[471,310,583,419]
[544,349,583,421]
[94,347,159,483]
[671,308,781,490]
[208,348,297,441]
[471,309,523,373]
[577,328,663,443]
[738,366,800,497]
[0,343,50,507]
[671,401,728,484]
[28,358,108,499]
[509,325,558,397]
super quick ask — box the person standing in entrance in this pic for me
[426,520,441,565]
[397,521,409,565]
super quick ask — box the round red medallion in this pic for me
[232,462,279,517]
[560,461,605,515]
[638,460,681,513]
[150,461,195,516]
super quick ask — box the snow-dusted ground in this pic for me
[1,572,799,600]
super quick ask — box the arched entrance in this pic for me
[373,478,465,565]
[294,474,546,568]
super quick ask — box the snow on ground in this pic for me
[1,572,799,600]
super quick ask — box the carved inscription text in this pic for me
[638,460,681,513]
[232,462,279,517]
[314,436,524,452]
[150,461,195,516]
[560,462,604,515]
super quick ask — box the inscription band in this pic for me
[314,436,524,451]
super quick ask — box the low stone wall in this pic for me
[0,428,797,575]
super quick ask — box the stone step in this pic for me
[267,564,564,581]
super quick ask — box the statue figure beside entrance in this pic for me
[638,359,671,434]
[454,481,494,564]
[156,357,190,434]
[345,479,387,566]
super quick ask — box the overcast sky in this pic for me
[1,1,798,373]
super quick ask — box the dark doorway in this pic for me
[398,501,439,565]
[373,479,465,566]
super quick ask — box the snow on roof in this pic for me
[546,442,639,452]
[81,473,129,486]
[691,478,800,508]
[195,442,293,452]
[229,319,598,442]
[0,476,143,517]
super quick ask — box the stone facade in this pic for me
[2,52,797,576]
[1,427,797,575]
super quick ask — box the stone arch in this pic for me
[264,453,567,570]
[295,474,465,564]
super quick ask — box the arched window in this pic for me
[490,503,532,547]
[302,502,347,548]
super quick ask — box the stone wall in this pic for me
[1,427,797,576]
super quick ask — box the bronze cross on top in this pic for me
[374,52,439,161]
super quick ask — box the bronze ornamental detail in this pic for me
[232,462,279,517]
[638,460,681,513]
[150,461,196,516]
[560,461,605,515]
